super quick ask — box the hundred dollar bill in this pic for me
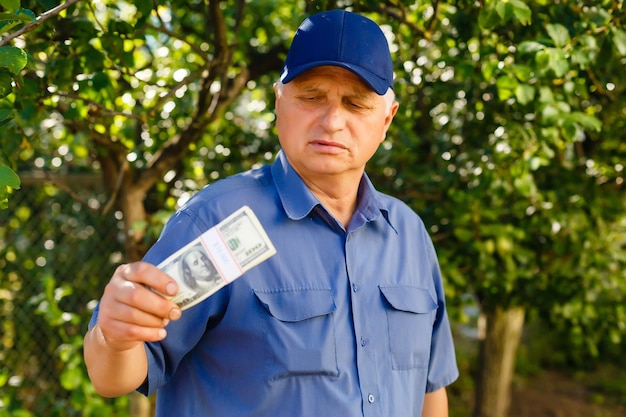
[155,206,276,310]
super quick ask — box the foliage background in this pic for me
[0,177,128,416]
[1,0,625,416]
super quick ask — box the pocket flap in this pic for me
[379,286,437,314]
[253,289,336,322]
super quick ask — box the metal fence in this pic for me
[0,172,125,415]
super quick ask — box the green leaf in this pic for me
[478,4,499,30]
[611,28,626,56]
[0,68,11,98]
[538,86,554,103]
[496,75,519,100]
[0,0,20,12]
[555,100,571,113]
[517,41,545,54]
[0,19,19,36]
[0,165,20,209]
[571,49,591,69]
[548,48,569,77]
[0,192,8,209]
[567,112,602,132]
[81,46,105,73]
[454,228,474,242]
[546,23,570,48]
[91,71,111,90]
[513,172,537,198]
[529,156,548,170]
[21,7,35,20]
[583,7,611,27]
[0,12,33,22]
[510,0,532,25]
[0,165,20,188]
[560,122,581,142]
[541,104,560,124]
[108,19,135,36]
[511,64,532,82]
[495,2,514,22]
[0,45,28,74]
[481,60,499,81]
[8,411,35,417]
[535,49,550,74]
[515,84,535,105]
[60,365,83,390]
[135,0,153,23]
[0,107,12,124]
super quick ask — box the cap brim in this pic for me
[281,61,391,95]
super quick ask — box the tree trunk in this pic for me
[119,185,149,263]
[472,305,525,417]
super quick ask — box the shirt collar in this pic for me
[271,150,395,231]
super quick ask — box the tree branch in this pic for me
[0,0,82,47]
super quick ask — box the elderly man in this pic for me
[84,9,458,417]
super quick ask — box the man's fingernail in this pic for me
[169,308,182,321]
[158,329,167,339]
[165,282,177,295]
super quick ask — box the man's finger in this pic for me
[116,262,178,294]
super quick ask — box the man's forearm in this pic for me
[421,387,449,417]
[83,324,149,397]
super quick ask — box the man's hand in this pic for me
[96,262,182,351]
[84,261,181,397]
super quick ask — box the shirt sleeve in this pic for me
[424,232,459,392]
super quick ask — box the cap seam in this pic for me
[338,11,346,63]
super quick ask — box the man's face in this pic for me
[274,66,398,184]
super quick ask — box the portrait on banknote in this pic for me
[179,244,221,291]
[157,243,224,309]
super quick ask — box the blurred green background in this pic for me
[1,0,625,416]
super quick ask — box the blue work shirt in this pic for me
[90,150,458,417]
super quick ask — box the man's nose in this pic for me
[319,102,347,132]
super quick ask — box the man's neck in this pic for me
[303,174,362,228]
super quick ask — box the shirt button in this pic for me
[368,394,375,403]
[352,283,359,292]
[360,338,366,347]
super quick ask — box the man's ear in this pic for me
[383,101,399,135]
[273,83,281,110]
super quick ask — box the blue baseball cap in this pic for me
[280,10,394,95]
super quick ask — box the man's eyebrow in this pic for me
[295,83,325,93]
[346,90,370,100]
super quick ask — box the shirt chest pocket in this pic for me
[253,288,339,382]
[379,286,438,370]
